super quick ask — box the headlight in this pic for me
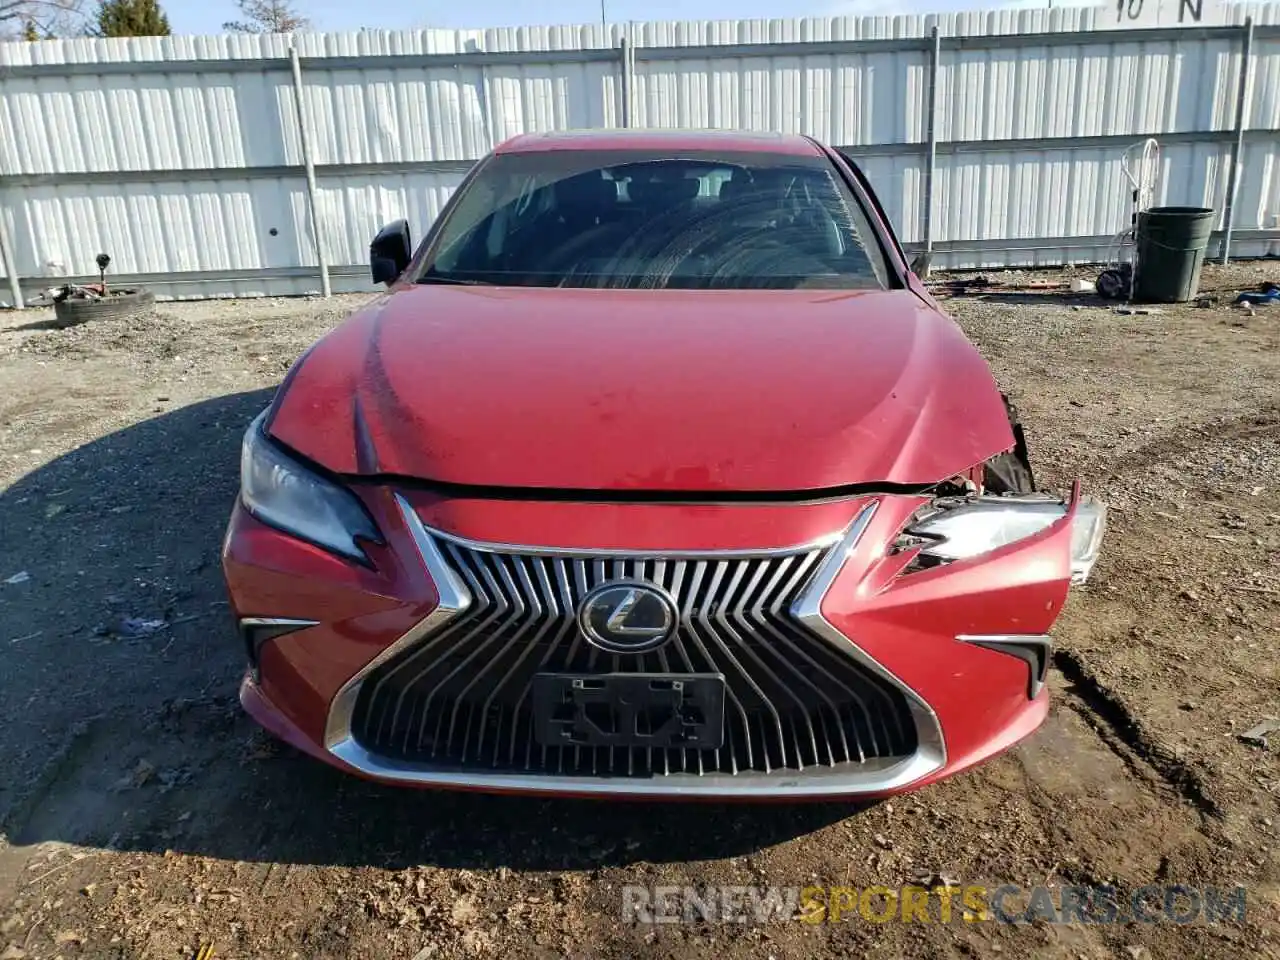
[905,494,1107,584]
[240,411,382,563]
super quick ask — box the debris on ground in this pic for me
[1096,263,1133,299]
[118,617,168,638]
[910,869,961,888]
[1234,283,1280,307]
[1239,719,1280,749]
[112,759,157,792]
[27,255,119,307]
[930,274,1070,294]
[934,274,992,291]
[27,283,108,306]
[3,571,30,585]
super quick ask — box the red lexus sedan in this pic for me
[222,129,1106,799]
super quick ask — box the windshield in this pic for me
[419,149,891,290]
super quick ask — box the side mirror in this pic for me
[909,252,932,279]
[370,220,412,286]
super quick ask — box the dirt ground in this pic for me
[0,263,1278,960]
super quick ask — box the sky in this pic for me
[166,0,1064,38]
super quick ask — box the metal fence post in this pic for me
[921,25,941,276]
[0,201,23,310]
[1220,16,1253,265]
[620,36,633,128]
[289,44,332,298]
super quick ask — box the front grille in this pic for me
[350,535,918,778]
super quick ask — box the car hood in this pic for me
[266,285,1014,492]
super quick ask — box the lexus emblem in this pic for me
[577,580,678,654]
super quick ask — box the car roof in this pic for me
[494,129,825,157]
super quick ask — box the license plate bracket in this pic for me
[531,673,725,750]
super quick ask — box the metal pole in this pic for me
[0,205,24,310]
[289,44,331,298]
[476,64,496,149]
[600,0,607,31]
[619,36,633,128]
[1220,16,1253,265]
[920,25,941,276]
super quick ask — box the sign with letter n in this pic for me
[1101,0,1224,29]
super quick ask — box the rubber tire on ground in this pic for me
[51,288,155,328]
[1096,269,1126,300]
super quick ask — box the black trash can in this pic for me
[1134,206,1215,303]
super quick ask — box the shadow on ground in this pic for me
[948,292,1109,308]
[6,315,71,333]
[0,389,859,873]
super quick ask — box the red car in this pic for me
[222,129,1106,799]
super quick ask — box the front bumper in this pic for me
[223,486,1073,799]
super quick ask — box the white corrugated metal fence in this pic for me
[1,4,1278,304]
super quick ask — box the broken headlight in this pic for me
[902,494,1107,584]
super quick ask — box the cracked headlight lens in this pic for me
[240,411,382,563]
[907,495,1107,584]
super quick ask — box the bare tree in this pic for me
[0,0,84,37]
[222,0,308,33]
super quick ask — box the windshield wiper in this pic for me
[418,274,490,286]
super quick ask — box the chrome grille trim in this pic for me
[425,525,846,558]
[323,494,947,797]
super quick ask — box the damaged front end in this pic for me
[896,486,1107,585]
[900,394,1107,586]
